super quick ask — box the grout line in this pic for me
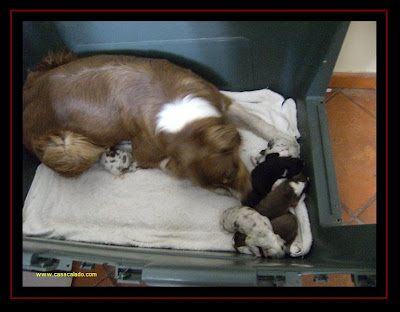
[341,194,376,225]
[341,201,355,217]
[339,90,376,119]
[353,194,376,218]
[341,201,364,225]
[344,216,364,225]
[325,88,342,102]
[92,265,116,287]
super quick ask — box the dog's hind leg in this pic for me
[31,131,106,177]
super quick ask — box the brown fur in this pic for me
[254,172,308,220]
[23,51,251,196]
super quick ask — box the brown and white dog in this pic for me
[23,52,252,198]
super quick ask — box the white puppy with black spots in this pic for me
[100,146,139,176]
[221,206,286,258]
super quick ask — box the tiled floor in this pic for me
[70,86,376,288]
[325,87,376,225]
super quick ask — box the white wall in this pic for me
[333,21,376,73]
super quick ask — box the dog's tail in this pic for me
[35,50,79,72]
[32,131,105,177]
[25,51,79,85]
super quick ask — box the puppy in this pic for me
[254,137,300,164]
[100,147,139,176]
[221,206,286,258]
[233,213,298,253]
[255,171,309,220]
[242,153,303,208]
[233,172,308,254]
[23,52,251,198]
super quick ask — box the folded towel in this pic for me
[23,89,312,255]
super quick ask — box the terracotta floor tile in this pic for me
[341,88,376,117]
[340,207,357,225]
[302,274,354,287]
[325,88,341,101]
[326,92,376,215]
[358,198,377,224]
[340,205,352,223]
[95,277,117,287]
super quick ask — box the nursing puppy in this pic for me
[242,153,303,208]
[233,172,308,253]
[23,52,251,198]
[221,206,286,258]
[233,213,298,255]
[100,147,139,176]
[255,171,308,220]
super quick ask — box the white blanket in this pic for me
[23,89,312,256]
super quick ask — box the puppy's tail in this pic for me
[35,50,79,72]
[32,131,105,177]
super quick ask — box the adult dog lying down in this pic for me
[23,52,253,198]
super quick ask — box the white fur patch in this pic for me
[289,181,306,197]
[221,206,286,258]
[156,95,221,133]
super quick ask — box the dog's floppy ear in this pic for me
[205,124,241,153]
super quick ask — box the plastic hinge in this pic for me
[80,262,95,270]
[23,252,73,272]
[115,267,143,285]
[352,274,376,287]
[313,274,329,283]
[257,272,302,287]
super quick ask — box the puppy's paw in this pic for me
[126,160,140,173]
[245,234,286,258]
[236,246,254,255]
[267,137,300,158]
[289,242,303,257]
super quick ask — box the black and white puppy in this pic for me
[254,137,300,164]
[242,152,303,208]
[255,171,309,220]
[233,213,298,254]
[100,146,139,176]
[233,172,309,254]
[221,206,286,258]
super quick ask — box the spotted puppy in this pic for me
[221,206,286,258]
[233,172,309,254]
[233,213,298,252]
[100,147,139,176]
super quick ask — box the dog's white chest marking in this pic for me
[156,95,221,133]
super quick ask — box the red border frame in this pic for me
[10,9,388,300]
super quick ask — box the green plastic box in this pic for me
[22,21,376,287]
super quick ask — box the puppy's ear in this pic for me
[205,124,241,152]
[265,153,279,160]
